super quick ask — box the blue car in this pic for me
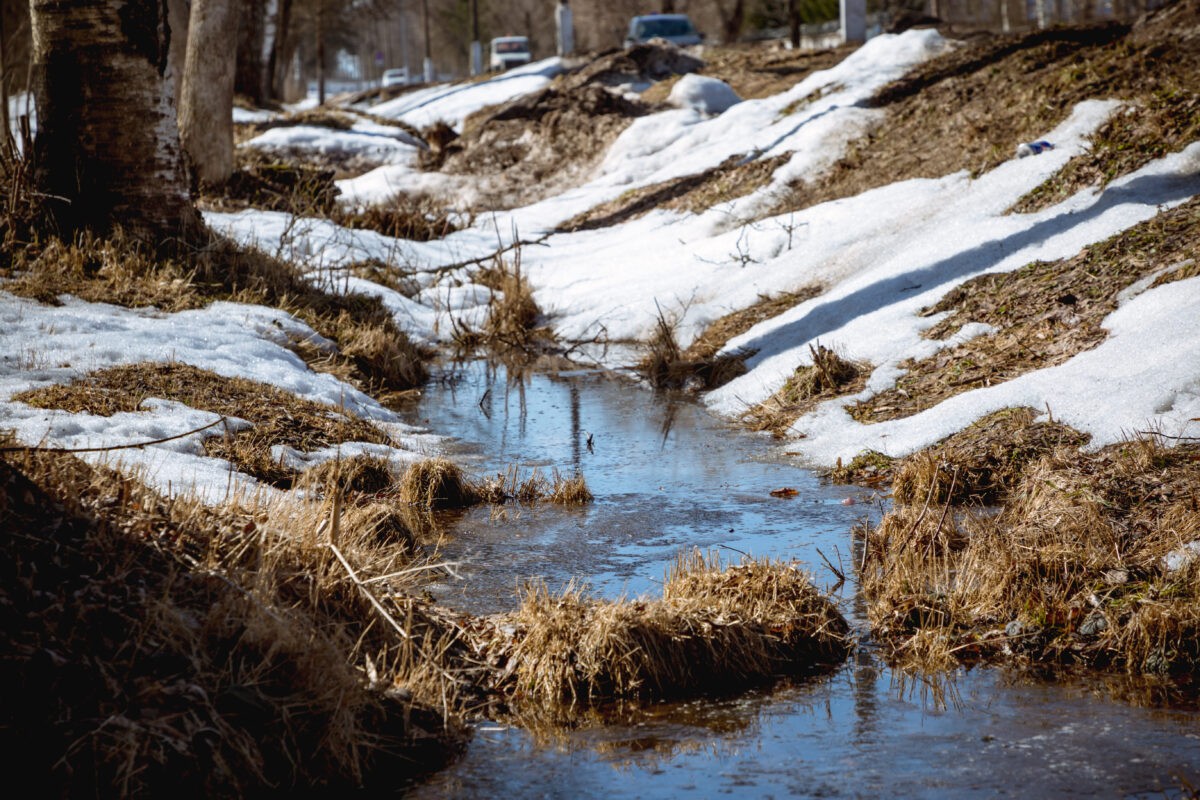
[624,14,704,48]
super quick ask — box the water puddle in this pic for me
[401,361,1200,797]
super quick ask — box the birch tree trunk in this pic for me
[30,0,204,246]
[179,0,238,187]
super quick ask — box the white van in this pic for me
[490,36,532,71]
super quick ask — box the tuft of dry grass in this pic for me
[488,550,849,705]
[14,363,392,488]
[637,303,749,392]
[862,430,1200,676]
[0,441,469,796]
[341,502,419,551]
[547,469,594,504]
[296,454,399,498]
[211,155,340,215]
[825,449,895,487]
[890,408,1090,507]
[334,198,462,242]
[399,458,481,510]
[744,343,868,435]
[480,254,543,351]
[427,463,595,508]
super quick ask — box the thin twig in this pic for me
[0,417,226,453]
[361,561,466,585]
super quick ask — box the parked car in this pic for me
[381,68,410,87]
[489,36,532,71]
[623,14,703,48]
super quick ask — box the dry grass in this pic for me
[547,470,594,504]
[825,450,895,488]
[685,286,822,364]
[767,8,1199,221]
[476,465,594,505]
[863,432,1200,676]
[295,454,399,497]
[334,198,462,242]
[637,303,749,392]
[402,459,595,510]
[398,458,482,510]
[852,198,1200,424]
[14,363,392,488]
[744,344,868,435]
[488,550,849,705]
[210,155,340,215]
[0,233,430,393]
[890,408,1090,506]
[557,154,791,233]
[0,442,469,795]
[482,256,542,349]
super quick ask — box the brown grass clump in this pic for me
[341,502,419,551]
[211,156,340,215]
[0,443,468,796]
[547,470,594,505]
[891,408,1090,506]
[399,458,481,510]
[825,450,895,487]
[485,260,540,344]
[14,363,391,488]
[490,551,848,705]
[853,198,1200,424]
[334,198,462,242]
[744,344,868,435]
[475,465,594,506]
[295,454,399,498]
[637,303,749,392]
[863,434,1200,676]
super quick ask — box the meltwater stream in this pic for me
[402,361,1199,798]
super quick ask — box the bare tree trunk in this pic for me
[789,0,801,48]
[720,0,746,44]
[236,0,268,106]
[30,0,204,246]
[179,0,238,187]
[166,0,188,102]
[316,1,325,105]
[268,0,293,101]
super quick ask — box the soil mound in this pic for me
[561,43,703,91]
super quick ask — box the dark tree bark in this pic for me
[267,0,293,100]
[179,0,238,187]
[30,0,205,246]
[235,0,268,105]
